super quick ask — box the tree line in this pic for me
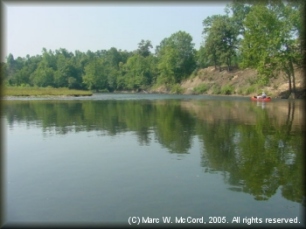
[1,1,304,97]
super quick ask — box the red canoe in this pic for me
[251,96,271,102]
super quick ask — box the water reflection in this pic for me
[2,97,305,206]
[256,101,266,109]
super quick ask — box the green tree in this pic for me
[83,57,108,91]
[137,39,153,57]
[195,46,210,69]
[202,15,238,71]
[225,0,254,37]
[42,48,57,70]
[156,31,196,86]
[240,1,303,96]
[53,50,82,89]
[54,54,68,87]
[27,48,58,87]
[101,47,130,91]
[122,54,153,90]
[6,53,17,78]
[30,62,54,87]
[12,66,30,85]
[1,62,7,86]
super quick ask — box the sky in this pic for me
[3,1,229,61]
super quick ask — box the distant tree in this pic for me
[201,32,221,71]
[30,62,54,87]
[104,47,122,70]
[12,66,30,85]
[6,53,16,77]
[0,62,7,86]
[202,15,238,71]
[54,54,67,87]
[137,40,153,57]
[42,48,57,70]
[195,46,210,69]
[122,54,155,90]
[225,0,254,37]
[74,50,89,69]
[82,56,109,91]
[55,58,80,88]
[156,31,196,85]
[25,48,57,87]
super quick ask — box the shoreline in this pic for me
[2,85,305,99]
[2,92,302,101]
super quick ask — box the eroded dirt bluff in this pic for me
[153,66,305,99]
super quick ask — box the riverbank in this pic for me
[150,66,305,99]
[3,86,93,97]
[2,67,305,99]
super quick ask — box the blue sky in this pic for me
[3,2,229,60]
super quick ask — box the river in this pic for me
[1,93,305,227]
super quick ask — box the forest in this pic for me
[1,1,304,98]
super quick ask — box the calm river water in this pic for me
[1,93,305,227]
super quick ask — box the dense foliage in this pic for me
[2,1,304,97]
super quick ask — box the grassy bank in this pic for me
[3,86,93,97]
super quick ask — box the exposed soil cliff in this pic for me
[151,66,305,99]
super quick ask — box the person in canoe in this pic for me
[259,91,266,99]
[255,91,266,99]
[251,91,271,101]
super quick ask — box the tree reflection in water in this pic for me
[3,98,305,206]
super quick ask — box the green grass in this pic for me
[3,86,93,97]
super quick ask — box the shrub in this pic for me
[212,84,221,94]
[170,84,184,94]
[20,83,31,88]
[193,83,209,94]
[221,84,234,95]
[237,88,243,95]
[244,85,257,95]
